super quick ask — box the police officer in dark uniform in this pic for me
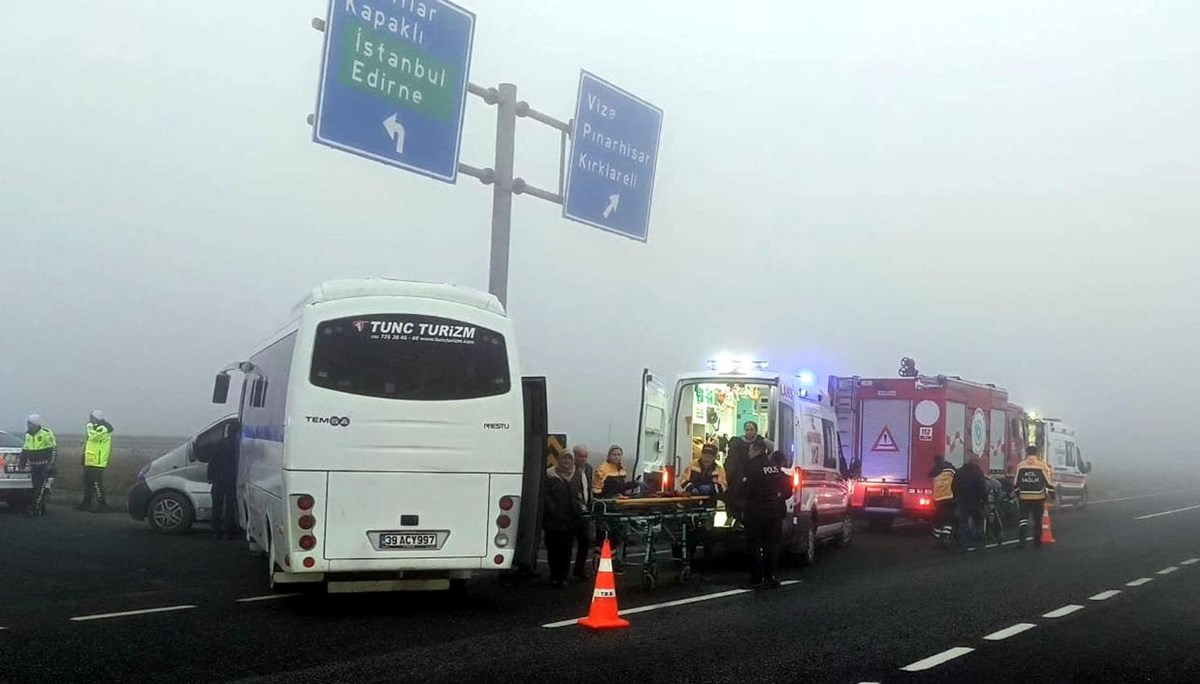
[206,421,240,539]
[740,440,791,589]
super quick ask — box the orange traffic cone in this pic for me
[1040,507,1057,545]
[578,539,630,630]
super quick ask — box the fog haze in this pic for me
[3,1,1197,468]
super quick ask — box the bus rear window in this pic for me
[310,315,511,401]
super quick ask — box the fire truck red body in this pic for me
[831,374,1028,528]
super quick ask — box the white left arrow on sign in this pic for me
[383,113,406,154]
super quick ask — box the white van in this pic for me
[127,415,238,533]
[636,359,853,566]
[212,279,529,592]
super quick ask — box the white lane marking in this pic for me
[1180,558,1199,566]
[900,647,975,672]
[983,623,1037,641]
[542,581,800,628]
[1135,504,1200,520]
[236,594,296,603]
[1089,590,1122,601]
[1126,577,1154,587]
[966,539,1021,552]
[1157,566,1180,575]
[1089,491,1187,505]
[70,605,197,622]
[1042,604,1085,619]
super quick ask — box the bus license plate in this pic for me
[378,533,438,549]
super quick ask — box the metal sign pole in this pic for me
[488,84,517,308]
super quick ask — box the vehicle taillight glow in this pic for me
[299,534,316,550]
[918,497,933,508]
[499,496,515,511]
[793,469,802,489]
[298,515,316,530]
[496,514,511,529]
[662,469,671,491]
[302,556,315,568]
[296,495,314,511]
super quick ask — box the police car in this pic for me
[0,429,34,510]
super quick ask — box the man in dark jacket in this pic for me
[542,452,582,588]
[570,445,595,579]
[740,440,791,589]
[725,421,765,523]
[953,455,988,548]
[206,421,240,539]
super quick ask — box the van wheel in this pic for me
[796,518,817,567]
[832,513,854,548]
[148,492,193,534]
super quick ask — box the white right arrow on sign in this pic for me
[383,113,406,154]
[603,194,619,218]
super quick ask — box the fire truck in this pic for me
[831,371,1026,530]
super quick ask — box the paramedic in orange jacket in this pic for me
[1014,445,1056,548]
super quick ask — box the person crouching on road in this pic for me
[1014,445,1056,548]
[20,414,57,517]
[741,440,790,589]
[929,455,957,545]
[77,411,113,513]
[542,451,582,588]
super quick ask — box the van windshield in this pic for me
[310,314,511,401]
[675,381,773,467]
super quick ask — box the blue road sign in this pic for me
[563,71,664,242]
[312,0,475,183]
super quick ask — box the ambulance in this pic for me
[1027,416,1092,509]
[831,372,1023,529]
[635,357,853,565]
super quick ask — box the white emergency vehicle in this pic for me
[1029,417,1091,509]
[212,279,531,592]
[635,357,853,565]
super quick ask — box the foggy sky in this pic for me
[2,1,1197,467]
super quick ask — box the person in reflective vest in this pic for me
[20,414,57,516]
[78,411,114,513]
[928,455,957,545]
[1014,445,1055,548]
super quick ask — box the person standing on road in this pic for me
[953,454,988,549]
[77,411,113,513]
[542,451,582,588]
[570,445,594,579]
[740,440,790,589]
[725,421,765,524]
[207,421,239,539]
[928,454,957,545]
[19,415,57,517]
[1014,445,1056,548]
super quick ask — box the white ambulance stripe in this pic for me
[1089,590,1122,601]
[1126,577,1154,587]
[598,558,613,573]
[900,647,975,672]
[1135,504,1200,520]
[983,623,1037,641]
[1042,604,1085,619]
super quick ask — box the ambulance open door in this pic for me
[633,368,669,489]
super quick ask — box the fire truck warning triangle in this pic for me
[872,426,900,452]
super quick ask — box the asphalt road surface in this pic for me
[2,488,1199,683]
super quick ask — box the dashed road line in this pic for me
[70,605,197,622]
[1135,504,1200,520]
[983,623,1036,641]
[1042,604,1085,619]
[1157,566,1180,575]
[542,581,800,628]
[1126,577,1154,587]
[1089,491,1187,505]
[900,647,975,672]
[1181,558,1199,566]
[237,594,296,603]
[1089,590,1122,601]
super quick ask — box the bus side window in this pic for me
[821,419,839,470]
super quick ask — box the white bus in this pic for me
[212,279,531,592]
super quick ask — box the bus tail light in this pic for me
[298,515,316,530]
[295,494,315,511]
[496,514,511,529]
[299,534,316,550]
[499,496,515,511]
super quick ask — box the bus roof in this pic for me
[297,279,506,317]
